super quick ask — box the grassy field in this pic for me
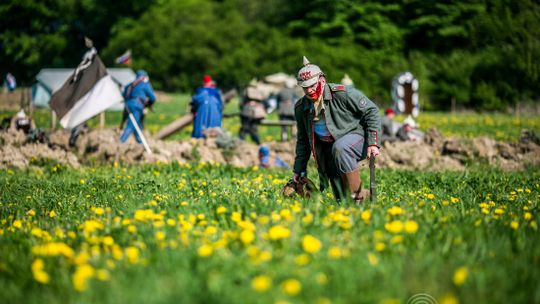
[1,163,539,303]
[2,93,539,142]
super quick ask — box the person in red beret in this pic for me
[190,75,223,138]
[381,108,399,144]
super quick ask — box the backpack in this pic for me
[242,101,267,119]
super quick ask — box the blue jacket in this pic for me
[191,86,223,138]
[123,77,156,107]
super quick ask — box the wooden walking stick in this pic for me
[369,153,377,202]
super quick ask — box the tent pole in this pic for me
[100,112,105,129]
[51,111,57,130]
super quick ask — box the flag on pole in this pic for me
[50,48,123,129]
[115,49,132,65]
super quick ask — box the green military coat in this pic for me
[293,83,381,175]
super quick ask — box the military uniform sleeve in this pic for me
[293,99,310,174]
[349,90,381,147]
[145,83,157,104]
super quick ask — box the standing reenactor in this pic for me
[276,79,298,141]
[190,75,223,138]
[292,57,381,203]
[239,82,266,145]
[119,70,156,144]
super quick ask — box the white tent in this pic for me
[32,68,136,111]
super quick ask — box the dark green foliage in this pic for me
[1,0,539,110]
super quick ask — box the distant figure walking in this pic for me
[276,79,298,141]
[191,75,223,138]
[120,70,156,143]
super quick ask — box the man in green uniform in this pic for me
[292,56,381,203]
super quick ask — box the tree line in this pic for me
[1,0,539,111]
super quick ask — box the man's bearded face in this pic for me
[303,77,325,101]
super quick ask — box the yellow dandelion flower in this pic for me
[426,193,435,199]
[34,270,50,284]
[155,231,166,241]
[453,266,468,286]
[387,206,404,216]
[302,214,314,225]
[257,215,270,225]
[49,210,57,218]
[74,252,90,265]
[216,206,227,215]
[127,225,137,233]
[72,264,95,292]
[451,197,460,203]
[294,254,311,266]
[281,279,302,296]
[302,235,322,254]
[510,221,519,230]
[524,212,532,221]
[197,244,213,257]
[125,246,140,264]
[12,220,22,229]
[268,225,291,240]
[96,269,110,281]
[361,210,371,222]
[391,235,403,244]
[328,246,342,259]
[251,275,272,292]
[102,236,114,246]
[404,220,419,234]
[31,259,50,284]
[385,220,404,234]
[204,226,217,235]
[375,242,386,252]
[240,230,255,245]
[93,207,104,215]
[231,212,242,223]
[258,250,272,262]
[439,293,459,304]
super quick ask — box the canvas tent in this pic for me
[32,68,136,111]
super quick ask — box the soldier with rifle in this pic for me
[291,57,381,203]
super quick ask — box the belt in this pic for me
[318,135,335,143]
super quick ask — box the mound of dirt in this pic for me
[1,127,539,171]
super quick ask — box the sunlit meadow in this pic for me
[1,162,539,303]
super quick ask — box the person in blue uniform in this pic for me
[120,70,156,143]
[191,75,223,138]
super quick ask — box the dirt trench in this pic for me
[0,127,539,171]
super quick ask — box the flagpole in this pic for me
[127,111,152,155]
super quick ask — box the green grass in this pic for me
[2,94,539,143]
[0,164,539,303]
